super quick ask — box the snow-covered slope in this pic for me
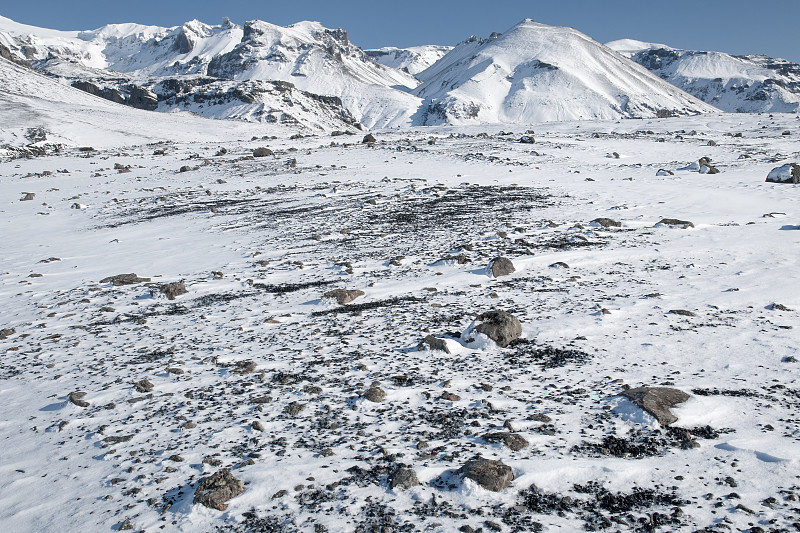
[607,39,800,113]
[366,45,453,75]
[413,20,717,125]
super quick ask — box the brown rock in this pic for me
[193,469,244,511]
[160,281,187,300]
[364,386,386,403]
[323,289,365,305]
[620,386,690,426]
[483,432,529,451]
[100,273,151,286]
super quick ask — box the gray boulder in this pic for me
[472,310,522,348]
[458,456,514,492]
[323,289,364,305]
[488,257,515,277]
[193,469,245,511]
[422,334,450,354]
[766,163,800,184]
[389,468,420,490]
[620,386,690,426]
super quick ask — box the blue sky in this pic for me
[3,0,799,62]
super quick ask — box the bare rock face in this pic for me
[389,468,420,490]
[323,289,365,305]
[620,386,690,426]
[473,310,522,348]
[193,469,244,511]
[458,456,514,492]
[160,281,187,300]
[488,256,515,277]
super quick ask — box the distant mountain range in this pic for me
[1,14,798,132]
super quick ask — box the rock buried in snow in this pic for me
[656,169,674,176]
[323,289,365,305]
[389,468,420,490]
[159,281,187,300]
[193,469,245,511]
[488,256,515,277]
[422,334,451,354]
[483,432,529,451]
[620,386,690,426]
[471,310,522,348]
[766,163,800,184]
[100,273,151,286]
[458,456,514,492]
[20,193,35,201]
[669,309,696,317]
[591,218,621,228]
[657,218,694,229]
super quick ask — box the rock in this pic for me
[766,163,800,184]
[133,379,154,393]
[253,147,274,157]
[179,166,192,173]
[168,454,184,462]
[251,420,265,432]
[549,262,569,269]
[484,432,529,451]
[519,135,535,144]
[470,310,522,348]
[656,169,674,176]
[698,157,712,167]
[284,402,305,416]
[620,386,690,426]
[99,273,151,286]
[20,193,35,201]
[323,289,365,305]
[0,327,15,340]
[362,133,376,144]
[364,386,386,403]
[458,456,514,492]
[488,257,515,277]
[193,469,245,511]
[440,392,461,402]
[389,468,420,490]
[68,391,89,408]
[700,164,720,174]
[422,334,450,354]
[657,218,694,229]
[127,85,158,110]
[160,281,187,300]
[591,218,621,228]
[771,303,793,311]
[669,309,696,317]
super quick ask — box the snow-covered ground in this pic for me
[2,65,800,532]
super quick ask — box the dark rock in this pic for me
[669,309,696,317]
[440,391,461,402]
[179,166,192,173]
[658,218,694,229]
[126,85,158,110]
[473,310,522,348]
[766,163,800,184]
[591,218,621,228]
[68,391,89,408]
[458,456,514,492]
[549,261,569,269]
[484,432,529,451]
[168,454,184,462]
[133,379,154,393]
[488,257,515,277]
[422,334,450,354]
[362,133,376,144]
[656,169,674,176]
[193,469,245,511]
[253,147,274,157]
[620,386,690,426]
[0,327,15,340]
[160,281,187,300]
[323,289,365,305]
[20,193,35,201]
[519,135,535,144]
[251,420,265,432]
[771,303,793,311]
[389,468,420,490]
[364,386,386,403]
[284,402,305,416]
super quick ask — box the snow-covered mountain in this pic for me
[412,19,716,125]
[365,45,452,75]
[607,39,800,113]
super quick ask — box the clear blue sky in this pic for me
[3,0,799,62]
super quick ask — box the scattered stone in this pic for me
[160,281,187,300]
[766,163,800,184]
[657,218,694,229]
[422,334,451,354]
[253,147,274,157]
[193,469,245,511]
[488,257,515,277]
[471,310,522,348]
[771,303,793,311]
[323,289,365,305]
[389,468,420,490]
[620,386,690,426]
[484,432,529,451]
[458,456,514,492]
[68,391,90,408]
[100,273,150,286]
[364,386,386,403]
[669,309,696,317]
[20,193,35,201]
[591,218,621,228]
